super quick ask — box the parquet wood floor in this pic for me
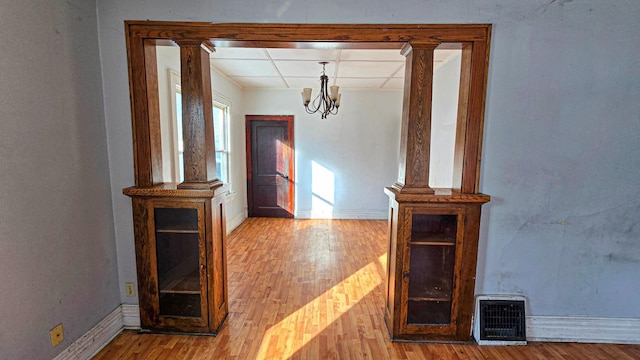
[93,218,640,359]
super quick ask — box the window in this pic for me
[212,96,231,186]
[170,70,231,186]
[175,90,184,182]
[169,70,184,183]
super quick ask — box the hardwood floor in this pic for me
[94,218,640,359]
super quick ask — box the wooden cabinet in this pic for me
[385,188,490,341]
[124,184,228,334]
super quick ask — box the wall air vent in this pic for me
[473,295,527,345]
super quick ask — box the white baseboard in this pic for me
[53,307,123,360]
[295,210,388,220]
[122,304,141,329]
[227,210,247,233]
[527,316,640,344]
[115,310,640,345]
[52,306,640,359]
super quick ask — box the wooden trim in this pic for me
[126,33,163,187]
[125,21,491,194]
[244,120,252,214]
[125,22,490,44]
[384,187,490,204]
[245,115,295,217]
[462,36,491,193]
[452,43,472,190]
[131,197,155,328]
[208,193,229,330]
[123,183,228,198]
[456,204,482,339]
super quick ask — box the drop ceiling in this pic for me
[210,48,460,90]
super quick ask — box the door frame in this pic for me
[245,115,295,217]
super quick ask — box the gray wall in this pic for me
[0,1,119,359]
[97,0,640,319]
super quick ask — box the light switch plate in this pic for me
[125,282,136,297]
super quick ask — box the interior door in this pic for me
[246,115,294,218]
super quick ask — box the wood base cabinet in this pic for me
[124,184,228,334]
[384,187,490,342]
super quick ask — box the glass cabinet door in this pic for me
[404,211,460,329]
[152,205,207,322]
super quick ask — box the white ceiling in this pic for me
[210,48,460,90]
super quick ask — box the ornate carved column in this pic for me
[394,42,439,193]
[176,40,220,189]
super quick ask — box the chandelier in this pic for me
[301,62,341,119]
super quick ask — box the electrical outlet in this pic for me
[125,282,136,297]
[50,324,64,347]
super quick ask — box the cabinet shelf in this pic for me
[409,297,451,302]
[409,240,455,246]
[159,270,201,295]
[156,229,200,234]
[410,232,455,244]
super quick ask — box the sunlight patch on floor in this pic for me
[256,254,385,358]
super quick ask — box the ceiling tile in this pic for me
[211,59,279,77]
[230,77,287,88]
[336,78,387,89]
[274,60,337,78]
[340,49,404,61]
[205,48,429,90]
[337,61,403,78]
[285,77,325,89]
[267,49,339,61]
[211,47,268,59]
[382,78,405,90]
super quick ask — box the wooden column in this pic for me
[394,42,438,194]
[176,40,219,189]
[126,37,163,187]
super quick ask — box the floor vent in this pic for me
[473,295,527,345]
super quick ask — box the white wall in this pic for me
[244,89,402,219]
[156,46,180,182]
[0,1,119,359]
[212,72,249,229]
[430,53,462,188]
[96,0,640,319]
